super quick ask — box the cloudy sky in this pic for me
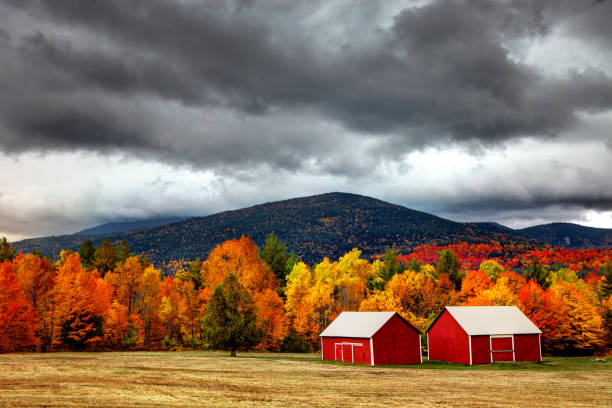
[1,0,611,241]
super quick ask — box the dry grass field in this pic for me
[0,352,610,407]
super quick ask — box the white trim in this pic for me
[370,338,375,366]
[419,334,423,364]
[538,333,542,362]
[333,342,363,363]
[468,335,473,365]
[490,334,514,363]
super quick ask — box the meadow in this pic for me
[0,352,610,407]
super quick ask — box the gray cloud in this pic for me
[0,0,611,238]
[1,1,611,160]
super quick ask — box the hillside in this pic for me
[75,217,187,236]
[520,223,612,248]
[14,192,534,265]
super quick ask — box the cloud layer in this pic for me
[0,0,611,239]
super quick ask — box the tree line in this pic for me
[0,235,610,355]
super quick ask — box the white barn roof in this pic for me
[443,306,542,335]
[319,311,396,338]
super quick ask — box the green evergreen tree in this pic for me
[379,249,405,282]
[178,258,203,289]
[286,251,300,274]
[599,262,612,299]
[117,239,131,263]
[260,232,290,283]
[79,239,96,269]
[202,273,262,357]
[524,258,549,288]
[0,237,16,262]
[436,249,463,290]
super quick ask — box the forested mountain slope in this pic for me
[14,192,535,265]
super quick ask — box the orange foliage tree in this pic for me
[0,261,39,352]
[14,253,56,349]
[53,252,112,350]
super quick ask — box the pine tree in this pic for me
[202,273,262,357]
[378,249,405,283]
[436,249,463,290]
[0,237,16,262]
[79,239,95,269]
[260,233,289,284]
[524,258,549,288]
[94,239,117,277]
[598,262,612,299]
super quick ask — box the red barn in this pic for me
[319,311,422,366]
[426,306,542,365]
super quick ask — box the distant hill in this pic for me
[75,217,187,236]
[14,192,535,265]
[519,223,612,248]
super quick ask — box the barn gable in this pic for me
[426,306,542,365]
[443,306,541,335]
[319,311,422,365]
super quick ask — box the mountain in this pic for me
[75,217,187,236]
[14,192,535,265]
[519,223,612,248]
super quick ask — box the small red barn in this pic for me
[319,311,422,366]
[426,306,542,365]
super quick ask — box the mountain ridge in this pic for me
[12,192,611,265]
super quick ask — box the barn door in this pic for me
[342,344,353,363]
[490,336,514,362]
[334,344,342,361]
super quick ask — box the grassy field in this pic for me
[0,352,610,407]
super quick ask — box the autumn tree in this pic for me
[201,237,287,349]
[0,237,16,262]
[138,266,163,347]
[460,269,492,299]
[202,273,262,357]
[53,252,112,350]
[437,249,463,290]
[547,271,606,353]
[14,253,56,349]
[479,260,504,281]
[464,276,522,307]
[0,261,39,352]
[176,278,204,347]
[519,280,562,351]
[106,256,143,316]
[158,277,182,347]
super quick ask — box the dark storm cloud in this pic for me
[0,0,611,229]
[1,0,611,159]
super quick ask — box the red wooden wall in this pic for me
[372,314,421,365]
[427,310,470,364]
[470,335,491,364]
[321,337,371,364]
[514,334,541,362]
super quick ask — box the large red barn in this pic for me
[319,311,422,366]
[426,306,542,365]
